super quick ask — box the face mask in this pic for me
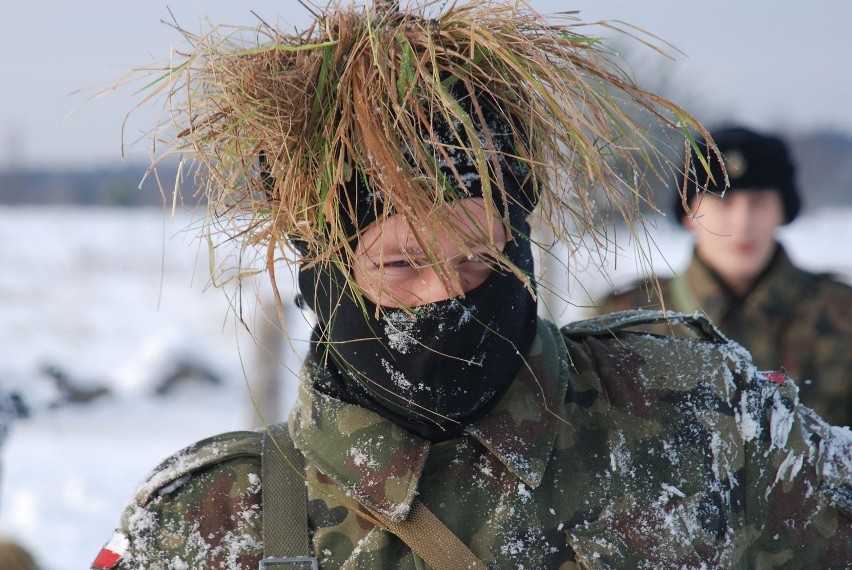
[299,232,537,441]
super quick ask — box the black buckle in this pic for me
[259,556,319,569]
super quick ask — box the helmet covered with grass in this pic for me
[134,0,713,303]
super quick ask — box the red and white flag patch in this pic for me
[757,370,786,385]
[91,530,130,569]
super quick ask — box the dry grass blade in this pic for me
[125,0,718,310]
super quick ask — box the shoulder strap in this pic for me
[365,501,486,570]
[261,422,317,569]
[262,423,484,569]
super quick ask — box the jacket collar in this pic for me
[290,319,569,521]
[687,243,809,322]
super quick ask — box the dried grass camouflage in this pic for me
[125,0,716,309]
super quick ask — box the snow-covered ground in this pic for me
[0,205,849,570]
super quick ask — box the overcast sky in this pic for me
[3,0,851,169]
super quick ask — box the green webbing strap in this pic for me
[261,422,317,570]
[364,501,487,570]
[261,423,484,570]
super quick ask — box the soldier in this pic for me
[599,126,852,427]
[93,2,852,569]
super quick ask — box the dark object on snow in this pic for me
[0,385,26,447]
[153,359,222,396]
[8,393,29,419]
[40,364,111,406]
[0,389,28,442]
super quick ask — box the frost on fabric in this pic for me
[767,387,795,450]
[806,407,852,510]
[452,301,475,328]
[380,358,414,391]
[736,380,763,444]
[500,536,527,557]
[706,430,733,497]
[653,483,686,506]
[755,381,852,508]
[246,472,261,491]
[342,528,385,566]
[608,430,633,476]
[139,443,230,503]
[121,470,262,570]
[382,311,418,354]
[771,452,806,497]
[121,505,158,568]
[216,530,263,569]
[716,338,753,399]
[349,445,379,469]
[569,481,735,568]
[157,475,191,497]
[123,507,209,569]
[381,300,475,355]
[722,333,801,449]
[820,421,852,479]
[652,486,710,546]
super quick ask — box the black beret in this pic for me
[674,126,801,224]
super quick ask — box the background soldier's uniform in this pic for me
[96,314,852,569]
[600,246,852,427]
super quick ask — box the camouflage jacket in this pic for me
[599,246,852,427]
[95,313,852,569]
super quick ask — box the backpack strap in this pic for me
[260,422,317,570]
[261,422,484,570]
[364,501,486,570]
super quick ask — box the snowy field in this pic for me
[0,205,850,570]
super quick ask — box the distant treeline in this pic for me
[1,129,851,211]
[642,128,852,213]
[786,130,852,209]
[0,160,181,207]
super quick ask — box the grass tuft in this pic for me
[124,0,719,309]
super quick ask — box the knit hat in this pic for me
[674,126,801,224]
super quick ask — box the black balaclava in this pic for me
[298,93,539,441]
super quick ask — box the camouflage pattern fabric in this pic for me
[599,245,852,427]
[97,314,852,569]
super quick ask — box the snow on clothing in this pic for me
[99,314,852,569]
[599,245,852,427]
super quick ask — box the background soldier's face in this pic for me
[352,198,507,308]
[684,189,785,290]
